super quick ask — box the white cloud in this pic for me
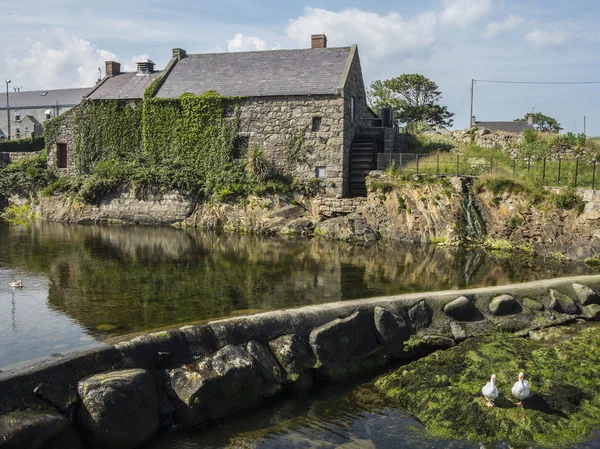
[227,33,271,52]
[481,15,524,38]
[439,0,492,28]
[122,54,151,73]
[4,29,117,89]
[524,29,569,47]
[286,7,437,59]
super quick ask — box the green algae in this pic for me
[375,324,600,448]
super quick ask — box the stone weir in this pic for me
[3,276,600,449]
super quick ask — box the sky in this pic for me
[1,0,599,133]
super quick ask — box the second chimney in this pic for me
[311,34,327,49]
[106,61,121,77]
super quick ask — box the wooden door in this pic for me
[57,143,67,168]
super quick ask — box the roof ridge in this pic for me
[185,46,352,58]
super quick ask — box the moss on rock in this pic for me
[375,324,600,448]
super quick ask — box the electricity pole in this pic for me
[469,79,474,128]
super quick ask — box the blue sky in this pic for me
[2,0,599,133]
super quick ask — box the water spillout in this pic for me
[459,180,486,243]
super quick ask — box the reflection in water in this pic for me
[0,221,598,367]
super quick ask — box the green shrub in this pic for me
[553,188,584,212]
[0,151,55,198]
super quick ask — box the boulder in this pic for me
[374,307,410,358]
[572,283,600,306]
[167,345,263,427]
[246,341,285,385]
[269,334,315,389]
[77,369,159,449]
[406,335,455,356]
[584,304,600,321]
[408,300,432,330]
[522,297,544,311]
[444,296,478,321]
[549,290,579,315]
[0,410,80,449]
[450,322,468,341]
[489,294,517,315]
[266,205,305,220]
[310,310,387,380]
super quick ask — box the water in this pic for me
[0,221,597,368]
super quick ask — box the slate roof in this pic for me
[156,47,352,98]
[0,88,89,109]
[476,121,534,134]
[87,71,163,100]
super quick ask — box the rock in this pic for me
[522,297,544,311]
[406,335,455,356]
[266,205,305,220]
[33,382,78,415]
[77,369,159,449]
[282,218,315,235]
[408,300,432,330]
[450,322,467,341]
[310,310,387,381]
[584,304,600,320]
[374,307,410,358]
[269,334,315,389]
[572,283,600,306]
[168,345,263,427]
[246,341,285,385]
[549,290,579,315]
[0,410,80,449]
[489,294,517,315]
[314,214,378,242]
[443,296,478,321]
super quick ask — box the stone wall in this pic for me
[452,129,523,152]
[46,109,76,173]
[0,150,41,165]
[2,275,600,448]
[238,95,345,197]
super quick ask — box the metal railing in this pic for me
[377,153,600,189]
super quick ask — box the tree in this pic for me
[515,112,562,133]
[368,74,454,130]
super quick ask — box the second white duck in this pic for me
[512,372,530,407]
[482,374,498,408]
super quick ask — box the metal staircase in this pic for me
[349,136,377,197]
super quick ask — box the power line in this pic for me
[474,79,600,85]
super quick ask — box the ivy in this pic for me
[44,87,292,202]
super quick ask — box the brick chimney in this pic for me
[105,61,121,77]
[172,48,187,60]
[311,34,327,49]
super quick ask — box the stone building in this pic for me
[49,35,395,197]
[0,88,89,140]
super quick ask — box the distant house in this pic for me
[48,34,397,197]
[0,88,89,140]
[470,115,534,134]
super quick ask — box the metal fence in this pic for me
[377,153,600,189]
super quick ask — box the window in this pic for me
[316,166,326,178]
[312,117,322,132]
[14,111,21,121]
[350,97,355,122]
[15,129,20,138]
[57,143,68,169]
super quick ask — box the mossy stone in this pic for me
[376,324,600,448]
[549,290,579,315]
[522,297,544,312]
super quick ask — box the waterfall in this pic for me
[460,187,486,242]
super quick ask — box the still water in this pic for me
[0,221,596,368]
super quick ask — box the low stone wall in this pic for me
[2,275,600,448]
[0,151,41,165]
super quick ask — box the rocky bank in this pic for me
[5,172,600,261]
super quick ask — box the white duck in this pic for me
[512,372,530,407]
[482,374,498,408]
[9,280,22,288]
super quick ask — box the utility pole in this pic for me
[5,79,11,140]
[469,79,474,128]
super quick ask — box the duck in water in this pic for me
[512,372,530,407]
[9,280,22,288]
[482,374,498,408]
